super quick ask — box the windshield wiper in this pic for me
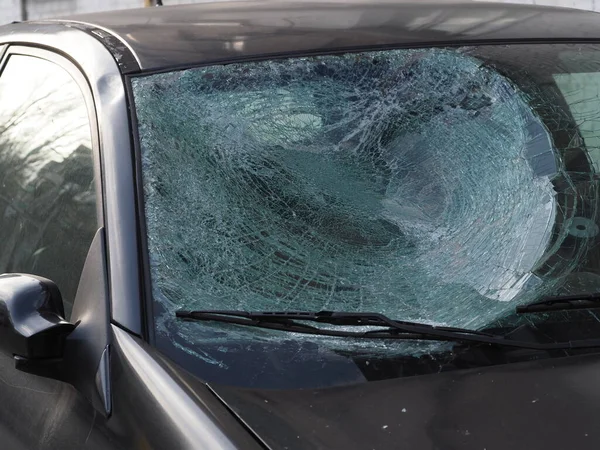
[175,310,600,350]
[516,293,600,314]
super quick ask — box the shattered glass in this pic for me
[133,46,600,365]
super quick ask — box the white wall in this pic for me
[1,0,137,24]
[492,0,599,8]
[1,0,22,24]
[0,0,216,25]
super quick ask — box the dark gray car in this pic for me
[3,1,600,449]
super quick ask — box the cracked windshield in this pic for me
[133,44,600,388]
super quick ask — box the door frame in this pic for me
[0,24,146,337]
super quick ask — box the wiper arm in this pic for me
[516,293,600,314]
[175,310,600,350]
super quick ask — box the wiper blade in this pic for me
[516,293,600,314]
[175,310,600,350]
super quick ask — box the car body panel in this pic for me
[0,348,108,450]
[0,23,144,336]
[108,325,264,450]
[2,2,600,449]
[56,1,600,72]
[0,322,262,449]
[212,352,600,449]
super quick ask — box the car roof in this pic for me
[37,0,600,72]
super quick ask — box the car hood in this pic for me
[208,352,600,450]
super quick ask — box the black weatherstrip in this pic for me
[34,21,141,74]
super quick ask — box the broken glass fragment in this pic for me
[133,46,596,355]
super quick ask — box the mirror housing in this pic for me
[0,273,76,361]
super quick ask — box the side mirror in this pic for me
[0,274,76,362]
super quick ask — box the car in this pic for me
[3,0,600,448]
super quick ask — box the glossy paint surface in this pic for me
[65,1,600,71]
[107,325,263,450]
[213,352,600,449]
[0,323,261,449]
[2,3,600,449]
[0,23,144,335]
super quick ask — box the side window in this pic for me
[0,54,97,318]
